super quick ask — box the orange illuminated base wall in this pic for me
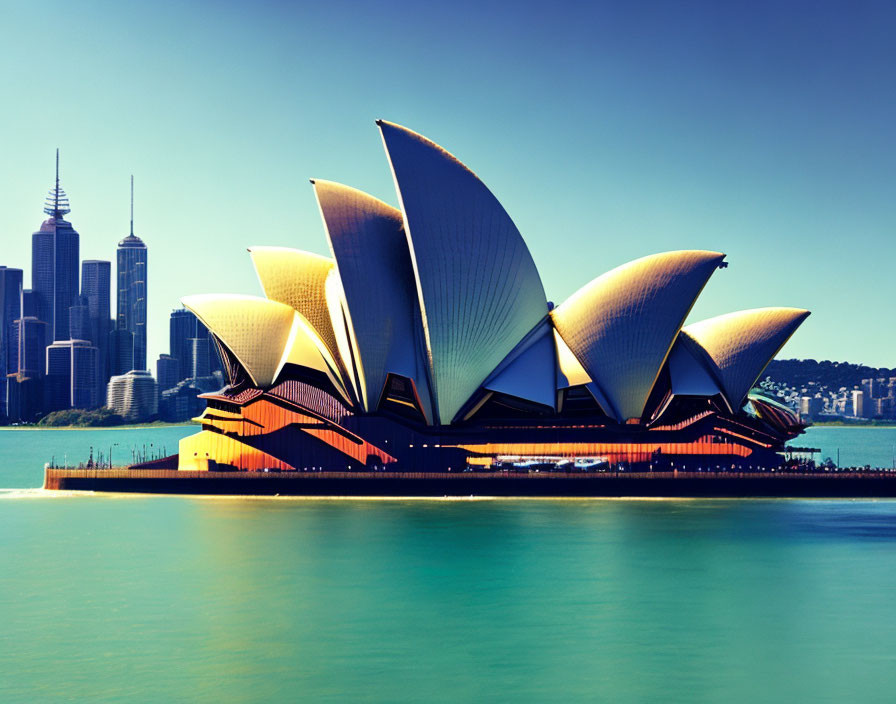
[175,388,798,473]
[179,396,395,471]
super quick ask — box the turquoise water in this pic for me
[2,426,896,702]
[1,425,893,490]
[0,425,193,489]
[796,426,896,468]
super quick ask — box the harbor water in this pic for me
[2,425,896,702]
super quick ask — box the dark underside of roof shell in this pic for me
[209,353,803,447]
[213,334,803,439]
[192,379,801,476]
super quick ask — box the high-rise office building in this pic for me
[20,289,38,318]
[0,266,23,417]
[158,374,222,422]
[109,327,134,376]
[81,260,111,398]
[169,307,222,383]
[5,372,43,424]
[11,317,48,378]
[159,381,204,422]
[32,151,79,343]
[169,308,196,382]
[68,295,90,340]
[116,176,147,371]
[156,354,179,394]
[45,339,98,411]
[189,337,211,378]
[7,301,49,421]
[0,267,23,369]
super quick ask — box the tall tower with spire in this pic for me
[31,149,80,344]
[116,175,148,371]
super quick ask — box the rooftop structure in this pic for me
[32,150,79,343]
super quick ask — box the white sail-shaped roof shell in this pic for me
[378,120,548,423]
[248,246,353,396]
[681,307,810,410]
[312,179,434,421]
[324,268,361,402]
[551,250,726,422]
[279,311,353,404]
[181,294,295,388]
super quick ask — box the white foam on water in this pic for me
[0,488,92,499]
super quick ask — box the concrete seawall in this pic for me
[44,468,896,498]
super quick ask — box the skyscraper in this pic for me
[116,176,147,371]
[32,150,79,343]
[81,260,111,396]
[169,307,222,383]
[156,354,179,395]
[189,336,211,378]
[169,308,196,383]
[68,295,90,340]
[6,315,49,422]
[45,339,98,411]
[20,290,38,318]
[109,327,134,376]
[11,317,48,377]
[0,266,23,417]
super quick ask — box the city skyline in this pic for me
[1,142,229,421]
[1,1,894,368]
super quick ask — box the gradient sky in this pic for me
[1,0,893,368]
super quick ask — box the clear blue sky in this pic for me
[1,0,893,367]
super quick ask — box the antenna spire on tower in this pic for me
[130,174,134,236]
[43,148,71,218]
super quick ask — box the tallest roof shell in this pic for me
[378,120,549,424]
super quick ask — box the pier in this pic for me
[44,467,896,498]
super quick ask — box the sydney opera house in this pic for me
[174,120,809,473]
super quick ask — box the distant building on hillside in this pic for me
[872,397,893,420]
[799,396,824,421]
[851,389,866,418]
